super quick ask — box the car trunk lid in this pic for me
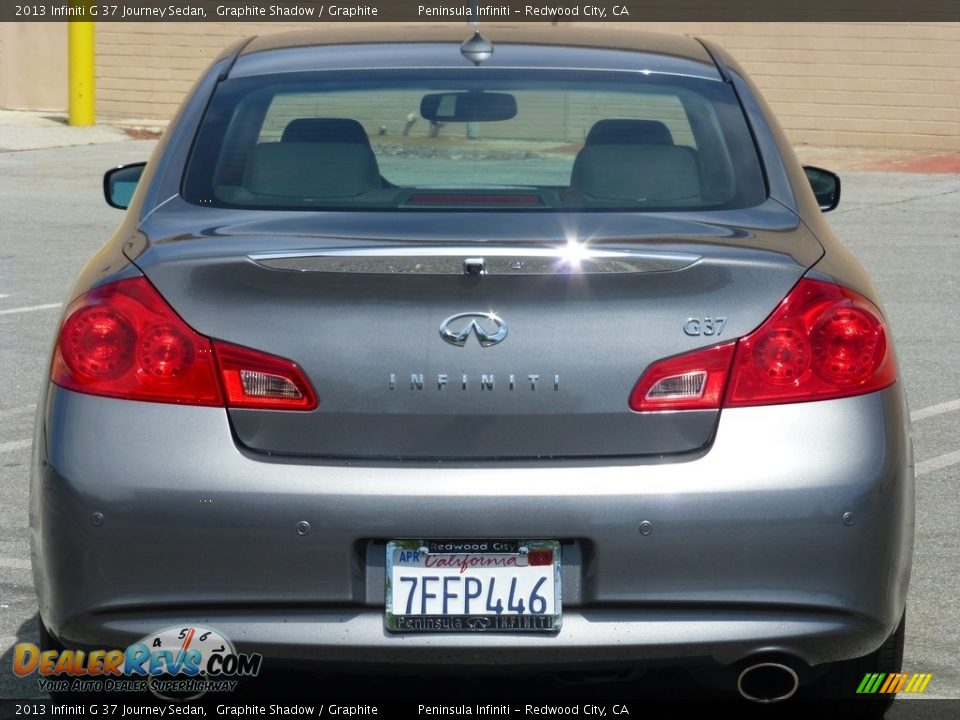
[131,201,822,459]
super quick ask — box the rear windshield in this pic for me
[183,69,766,212]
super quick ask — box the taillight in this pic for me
[629,343,735,411]
[725,278,895,406]
[214,341,317,410]
[629,278,896,411]
[53,278,223,406]
[52,277,317,410]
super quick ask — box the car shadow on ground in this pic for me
[1,614,43,699]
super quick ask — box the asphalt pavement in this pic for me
[0,125,958,710]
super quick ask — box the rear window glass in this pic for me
[183,69,766,212]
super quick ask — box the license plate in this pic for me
[385,540,561,633]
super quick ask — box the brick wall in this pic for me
[641,22,960,151]
[0,22,68,111]
[54,22,960,151]
[96,21,305,120]
[0,26,6,109]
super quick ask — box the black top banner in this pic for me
[2,0,960,22]
[4,699,960,718]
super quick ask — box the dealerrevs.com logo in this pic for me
[13,625,262,697]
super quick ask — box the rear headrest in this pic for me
[585,119,674,146]
[281,118,372,145]
[571,144,700,204]
[244,142,380,199]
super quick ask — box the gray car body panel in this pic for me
[32,28,912,676]
[230,42,722,81]
[33,384,912,668]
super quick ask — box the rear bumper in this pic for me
[31,385,913,669]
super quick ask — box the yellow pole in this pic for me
[68,1,95,126]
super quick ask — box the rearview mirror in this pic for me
[104,162,146,209]
[420,92,517,123]
[803,166,841,212]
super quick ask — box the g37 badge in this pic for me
[683,317,727,337]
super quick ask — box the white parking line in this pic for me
[0,558,31,570]
[916,450,960,477]
[0,439,31,453]
[0,293,9,299]
[0,404,36,419]
[0,302,61,317]
[911,399,960,423]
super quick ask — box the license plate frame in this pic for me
[385,539,562,633]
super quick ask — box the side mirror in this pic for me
[103,162,146,209]
[803,166,841,212]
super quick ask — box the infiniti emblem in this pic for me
[439,312,508,347]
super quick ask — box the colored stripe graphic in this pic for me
[858,673,886,694]
[904,673,934,694]
[890,673,909,693]
[858,672,933,694]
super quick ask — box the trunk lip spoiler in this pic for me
[247,246,701,275]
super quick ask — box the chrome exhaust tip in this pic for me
[737,662,800,703]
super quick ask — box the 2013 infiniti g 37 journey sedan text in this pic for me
[31,26,913,707]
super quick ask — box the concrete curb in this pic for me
[0,110,165,152]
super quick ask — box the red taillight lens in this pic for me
[725,278,895,406]
[59,306,137,379]
[629,343,735,411]
[53,278,223,406]
[52,277,318,411]
[214,341,317,410]
[629,279,896,412]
